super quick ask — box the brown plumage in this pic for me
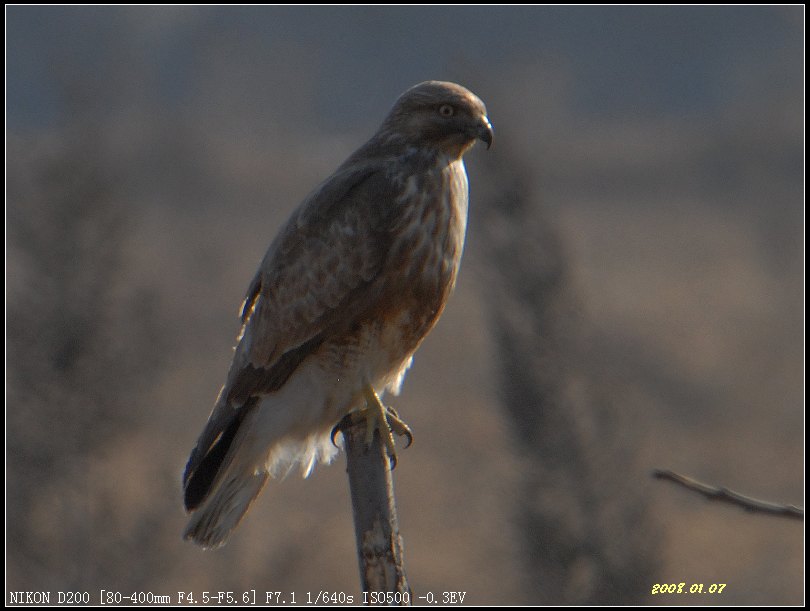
[183,81,492,548]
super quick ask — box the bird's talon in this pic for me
[330,413,354,448]
[382,407,414,450]
[401,428,414,449]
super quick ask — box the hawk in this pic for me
[183,81,492,548]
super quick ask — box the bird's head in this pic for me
[380,81,493,158]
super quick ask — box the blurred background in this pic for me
[6,6,803,605]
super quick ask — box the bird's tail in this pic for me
[183,465,268,549]
[183,401,340,548]
[183,402,270,549]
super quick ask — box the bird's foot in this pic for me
[330,384,413,469]
[361,385,414,468]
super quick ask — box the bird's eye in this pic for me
[438,104,455,117]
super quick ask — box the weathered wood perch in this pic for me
[340,414,412,604]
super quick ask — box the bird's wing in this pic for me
[184,160,400,502]
[236,161,396,378]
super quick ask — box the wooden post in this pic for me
[341,415,412,604]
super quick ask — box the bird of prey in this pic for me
[183,80,492,548]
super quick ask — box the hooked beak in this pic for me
[476,116,493,150]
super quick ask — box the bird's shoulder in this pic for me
[241,148,448,322]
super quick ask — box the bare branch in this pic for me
[653,469,803,521]
[339,413,412,603]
